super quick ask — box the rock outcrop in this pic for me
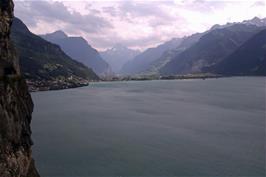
[0,0,40,176]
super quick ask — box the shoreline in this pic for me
[27,79,90,92]
[27,75,266,92]
[100,73,224,82]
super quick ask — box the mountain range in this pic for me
[120,38,184,75]
[10,16,266,87]
[11,17,99,90]
[100,44,140,74]
[144,32,204,75]
[41,31,112,77]
[160,24,264,75]
[121,17,266,76]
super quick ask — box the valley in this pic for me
[1,1,266,177]
[10,16,266,92]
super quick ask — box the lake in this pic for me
[31,77,266,177]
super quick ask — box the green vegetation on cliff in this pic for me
[11,18,99,84]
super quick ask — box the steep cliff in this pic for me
[0,0,39,176]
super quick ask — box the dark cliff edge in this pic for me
[0,0,39,176]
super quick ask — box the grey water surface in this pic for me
[31,77,266,177]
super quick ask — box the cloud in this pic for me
[86,33,163,50]
[118,1,172,19]
[13,0,266,51]
[14,1,112,34]
[102,6,118,17]
[252,1,266,7]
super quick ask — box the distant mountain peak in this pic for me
[242,16,266,27]
[210,23,234,30]
[100,44,141,73]
[53,30,67,35]
[43,30,68,40]
[68,36,88,43]
[210,17,266,31]
[252,16,260,21]
[41,31,112,76]
[11,18,99,82]
[110,44,129,52]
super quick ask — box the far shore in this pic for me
[100,73,224,82]
[28,73,266,92]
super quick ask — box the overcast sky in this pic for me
[14,0,266,51]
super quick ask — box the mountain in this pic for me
[208,29,266,75]
[0,1,39,176]
[120,38,183,75]
[143,33,203,75]
[143,17,266,76]
[41,31,112,76]
[160,24,265,75]
[243,17,266,27]
[11,18,99,90]
[100,44,140,73]
[211,17,266,31]
[41,30,68,41]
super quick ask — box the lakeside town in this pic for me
[26,73,223,92]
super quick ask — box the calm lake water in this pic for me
[31,77,266,177]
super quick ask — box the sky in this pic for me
[14,0,266,51]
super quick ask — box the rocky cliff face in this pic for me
[0,0,39,176]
